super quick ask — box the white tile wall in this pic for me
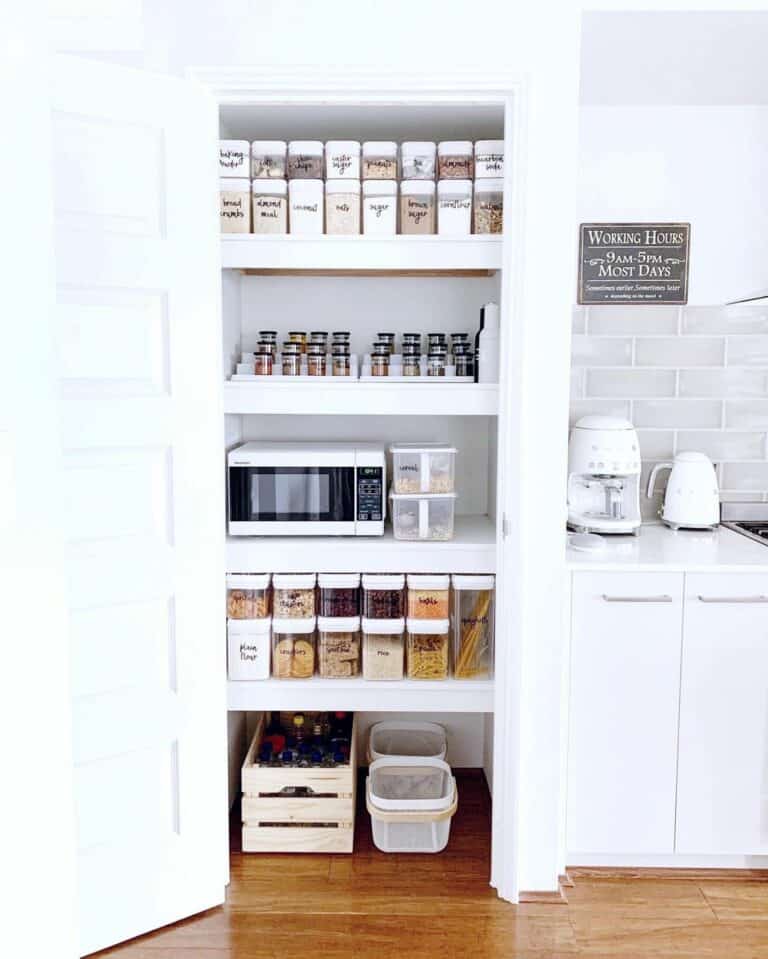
[571,304,768,515]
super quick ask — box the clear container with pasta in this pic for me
[406,575,450,620]
[271,618,316,679]
[226,573,271,619]
[451,575,495,680]
[406,619,450,680]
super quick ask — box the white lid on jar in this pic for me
[362,617,405,634]
[400,181,436,196]
[474,178,505,193]
[362,573,405,591]
[407,574,450,590]
[220,140,249,154]
[390,490,457,501]
[227,616,272,633]
[326,140,361,154]
[475,140,505,155]
[288,140,324,155]
[317,616,361,633]
[437,179,473,196]
[318,573,361,589]
[227,573,271,589]
[438,141,473,155]
[273,573,317,589]
[363,180,397,197]
[401,141,436,157]
[363,141,397,157]
[252,179,287,195]
[289,179,324,197]
[390,443,457,454]
[326,179,361,195]
[251,140,287,154]
[272,616,317,634]
[452,574,495,591]
[220,178,250,190]
[406,618,450,634]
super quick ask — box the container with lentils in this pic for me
[407,574,450,619]
[362,573,405,620]
[318,573,360,617]
[272,573,316,618]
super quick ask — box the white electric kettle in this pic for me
[646,451,720,530]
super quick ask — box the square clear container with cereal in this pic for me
[406,574,450,620]
[390,443,457,494]
[272,573,316,619]
[406,619,450,680]
[362,617,405,681]
[451,575,495,680]
[362,574,405,620]
[317,616,361,678]
[226,573,272,619]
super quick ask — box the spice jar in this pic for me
[450,332,470,351]
[287,140,324,179]
[427,333,447,350]
[318,573,360,617]
[317,617,361,678]
[402,332,422,350]
[289,179,324,234]
[362,574,405,620]
[402,344,421,377]
[259,331,278,353]
[451,574,495,680]
[227,573,272,619]
[362,180,397,235]
[427,348,447,377]
[437,179,472,236]
[407,574,450,619]
[281,341,302,376]
[453,344,473,378]
[253,345,273,376]
[325,140,361,180]
[474,139,504,178]
[371,344,390,377]
[332,331,351,346]
[220,178,250,233]
[307,342,327,377]
[401,141,436,180]
[376,333,396,354]
[251,140,287,179]
[474,178,504,234]
[325,180,361,235]
[288,331,307,353]
[332,349,351,377]
[272,618,316,679]
[310,331,329,349]
[219,140,250,177]
[406,619,450,680]
[400,181,435,235]
[362,617,406,681]
[273,573,316,618]
[252,179,288,235]
[437,141,474,179]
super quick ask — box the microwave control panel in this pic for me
[357,466,383,522]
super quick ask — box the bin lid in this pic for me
[369,721,446,760]
[368,757,454,811]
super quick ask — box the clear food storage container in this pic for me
[473,178,504,234]
[220,178,250,233]
[389,491,457,541]
[271,618,316,679]
[317,616,361,678]
[251,140,287,179]
[289,179,324,234]
[287,140,324,178]
[228,617,271,681]
[362,141,398,180]
[318,573,360,617]
[219,140,250,177]
[325,180,360,235]
[451,574,495,680]
[437,141,474,179]
[437,179,472,236]
[400,181,435,235]
[273,573,316,618]
[362,574,406,619]
[406,619,450,679]
[227,573,272,619]
[406,574,450,620]
[367,721,447,762]
[401,141,436,180]
[252,179,287,234]
[362,618,405,681]
[362,180,397,235]
[325,140,361,180]
[390,443,457,494]
[474,139,504,178]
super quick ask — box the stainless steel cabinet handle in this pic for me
[697,595,768,604]
[602,594,673,603]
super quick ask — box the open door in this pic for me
[51,55,227,955]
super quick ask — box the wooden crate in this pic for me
[241,712,356,853]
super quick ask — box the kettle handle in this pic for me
[646,462,674,499]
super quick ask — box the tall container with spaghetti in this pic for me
[451,575,495,680]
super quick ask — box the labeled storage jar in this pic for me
[362,618,405,681]
[332,349,351,377]
[402,344,421,377]
[228,617,271,681]
[452,574,495,680]
[474,139,504,178]
[227,573,272,619]
[317,616,361,678]
[287,140,324,179]
[437,141,474,179]
[220,178,250,233]
[325,180,360,235]
[219,140,250,177]
[253,345,273,376]
[406,619,450,680]
[252,179,287,235]
[407,574,450,620]
[325,140,361,180]
[362,180,397,235]
[289,179,324,234]
[437,179,472,236]
[281,341,302,376]
[251,140,287,179]
[272,618,316,679]
[390,491,457,541]
[362,574,405,620]
[473,178,504,234]
[319,573,360,617]
[401,141,436,180]
[306,342,327,376]
[390,443,456,494]
[362,141,398,180]
[400,181,435,235]
[273,573,316,618]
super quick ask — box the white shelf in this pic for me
[227,678,494,713]
[224,380,498,416]
[220,234,502,273]
[226,515,497,574]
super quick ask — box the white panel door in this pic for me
[567,572,684,857]
[677,573,768,854]
[50,55,227,956]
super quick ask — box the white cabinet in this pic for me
[676,573,768,855]
[567,571,684,855]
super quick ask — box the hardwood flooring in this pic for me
[93,772,768,959]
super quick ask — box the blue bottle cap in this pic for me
[282,750,293,763]
[333,751,345,764]
[311,750,323,763]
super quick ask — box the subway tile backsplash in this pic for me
[571,305,768,512]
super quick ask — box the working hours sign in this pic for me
[578,223,690,304]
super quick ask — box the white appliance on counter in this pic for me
[646,451,720,530]
[567,416,642,535]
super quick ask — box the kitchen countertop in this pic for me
[566,522,768,572]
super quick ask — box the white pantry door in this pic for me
[51,56,227,956]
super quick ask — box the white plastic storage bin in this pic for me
[362,180,397,235]
[289,180,324,234]
[390,443,457,494]
[227,617,271,680]
[368,721,447,763]
[325,140,361,180]
[437,180,472,235]
[219,140,250,177]
[389,491,457,541]
[366,758,458,853]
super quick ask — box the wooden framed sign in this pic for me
[578,222,690,305]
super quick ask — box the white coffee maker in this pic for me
[567,416,642,535]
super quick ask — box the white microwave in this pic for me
[227,442,386,536]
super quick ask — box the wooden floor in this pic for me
[95,771,768,958]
